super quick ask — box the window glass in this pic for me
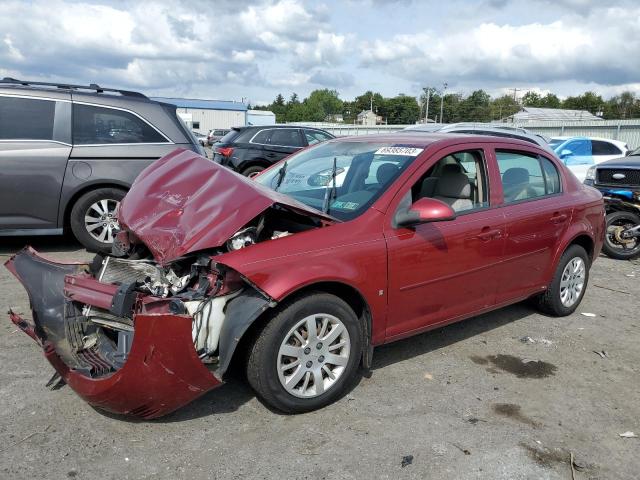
[305,130,333,145]
[592,140,622,156]
[496,151,548,202]
[270,128,303,147]
[563,139,591,157]
[410,150,488,213]
[540,156,561,194]
[192,121,200,130]
[0,96,55,140]
[72,104,166,144]
[251,129,271,144]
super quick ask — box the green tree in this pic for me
[303,89,343,122]
[521,91,542,107]
[385,94,420,124]
[562,91,604,115]
[490,94,520,120]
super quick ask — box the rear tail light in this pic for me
[215,147,234,157]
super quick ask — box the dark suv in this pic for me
[212,125,334,176]
[0,78,204,251]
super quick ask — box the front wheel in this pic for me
[246,293,362,413]
[70,187,126,252]
[535,244,589,317]
[602,211,640,260]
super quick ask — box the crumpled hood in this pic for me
[118,148,336,264]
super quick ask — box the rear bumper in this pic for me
[5,247,221,419]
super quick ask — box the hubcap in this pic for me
[559,257,586,307]
[84,199,120,244]
[277,314,351,398]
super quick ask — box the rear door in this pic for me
[492,148,571,302]
[0,94,71,231]
[263,128,305,160]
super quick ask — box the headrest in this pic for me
[376,163,399,184]
[502,167,529,185]
[435,172,471,199]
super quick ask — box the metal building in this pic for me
[153,97,248,132]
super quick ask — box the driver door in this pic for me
[383,145,506,341]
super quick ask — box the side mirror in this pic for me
[559,149,573,159]
[395,197,456,227]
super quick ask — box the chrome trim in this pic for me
[0,92,70,103]
[249,128,302,148]
[0,139,72,147]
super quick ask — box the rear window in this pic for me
[592,140,622,156]
[73,104,167,144]
[0,96,55,140]
[219,128,242,144]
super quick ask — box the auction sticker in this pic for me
[375,146,423,156]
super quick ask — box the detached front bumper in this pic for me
[6,248,221,419]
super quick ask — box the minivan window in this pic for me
[72,104,167,144]
[0,96,55,140]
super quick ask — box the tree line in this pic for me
[253,87,640,124]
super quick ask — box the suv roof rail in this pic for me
[0,77,148,99]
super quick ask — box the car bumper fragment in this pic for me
[5,247,222,419]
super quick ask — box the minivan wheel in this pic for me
[246,293,362,413]
[534,244,589,317]
[70,187,126,252]
[241,165,265,177]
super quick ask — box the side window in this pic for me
[592,140,622,156]
[410,149,489,213]
[563,139,591,157]
[0,96,55,140]
[192,121,200,130]
[305,129,332,145]
[72,104,167,144]
[250,129,271,144]
[540,156,561,195]
[270,128,304,147]
[497,151,558,203]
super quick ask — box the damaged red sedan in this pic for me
[6,133,604,418]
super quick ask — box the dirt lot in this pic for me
[0,236,638,480]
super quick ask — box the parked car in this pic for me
[550,136,629,182]
[192,130,207,146]
[212,125,335,176]
[584,150,640,259]
[0,77,205,251]
[206,128,231,146]
[7,133,604,418]
[405,123,552,151]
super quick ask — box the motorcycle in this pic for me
[602,190,640,260]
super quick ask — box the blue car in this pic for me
[550,136,628,182]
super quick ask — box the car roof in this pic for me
[552,135,627,146]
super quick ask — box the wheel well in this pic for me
[240,160,271,174]
[63,183,128,228]
[569,234,595,262]
[225,281,372,379]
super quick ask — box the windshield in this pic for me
[549,138,564,149]
[256,141,423,221]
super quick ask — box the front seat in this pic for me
[376,163,399,186]
[502,168,536,202]
[433,172,473,211]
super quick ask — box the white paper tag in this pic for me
[375,146,424,156]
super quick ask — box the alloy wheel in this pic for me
[277,314,351,398]
[84,198,120,244]
[559,257,585,307]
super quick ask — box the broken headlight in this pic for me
[226,226,257,251]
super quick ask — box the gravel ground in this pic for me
[0,236,638,480]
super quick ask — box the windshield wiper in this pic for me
[273,160,287,191]
[322,157,338,214]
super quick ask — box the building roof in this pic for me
[152,97,247,112]
[510,107,601,122]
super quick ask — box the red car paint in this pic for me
[118,148,336,265]
[6,134,604,418]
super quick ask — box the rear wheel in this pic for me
[535,244,589,316]
[602,211,640,260]
[246,293,362,413]
[70,187,126,252]
[241,165,266,177]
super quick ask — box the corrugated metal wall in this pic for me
[177,108,245,131]
[294,120,640,148]
[512,119,640,148]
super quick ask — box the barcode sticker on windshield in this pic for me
[375,147,423,156]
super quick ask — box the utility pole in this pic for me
[510,88,521,103]
[370,93,373,112]
[440,82,448,124]
[424,87,432,123]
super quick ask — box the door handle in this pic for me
[475,227,502,242]
[550,213,568,224]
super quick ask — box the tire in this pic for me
[535,244,590,317]
[241,165,266,178]
[602,211,640,260]
[70,187,126,252]
[246,292,362,413]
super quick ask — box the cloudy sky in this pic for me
[1,0,638,104]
